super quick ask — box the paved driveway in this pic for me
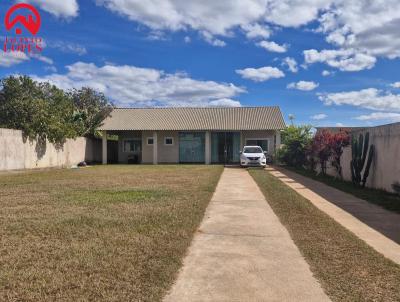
[164,168,329,302]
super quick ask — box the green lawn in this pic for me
[0,165,223,302]
[250,169,400,302]
[287,167,400,214]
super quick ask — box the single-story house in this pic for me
[98,107,286,165]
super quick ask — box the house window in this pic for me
[246,139,269,152]
[123,140,141,153]
[164,137,174,146]
[147,137,154,145]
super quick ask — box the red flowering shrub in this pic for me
[330,130,350,178]
[309,129,350,177]
[310,130,333,175]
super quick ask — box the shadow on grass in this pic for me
[280,167,400,244]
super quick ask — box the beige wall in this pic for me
[117,130,281,164]
[325,123,400,193]
[157,131,180,163]
[139,131,180,164]
[141,131,153,164]
[0,128,101,171]
[144,131,179,164]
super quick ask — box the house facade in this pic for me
[98,107,286,165]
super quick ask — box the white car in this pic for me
[240,146,268,167]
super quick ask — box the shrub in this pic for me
[307,129,350,177]
[278,125,313,167]
[309,130,333,175]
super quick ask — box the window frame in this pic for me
[147,137,154,146]
[164,137,174,146]
[123,139,141,153]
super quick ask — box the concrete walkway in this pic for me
[164,168,329,302]
[269,167,400,265]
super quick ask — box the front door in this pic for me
[179,132,205,163]
[211,132,241,164]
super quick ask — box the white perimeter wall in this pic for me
[0,128,102,171]
[325,123,400,193]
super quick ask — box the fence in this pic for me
[0,128,102,171]
[325,123,400,193]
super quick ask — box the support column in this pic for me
[205,131,211,165]
[153,131,158,165]
[275,130,282,151]
[240,131,245,149]
[102,130,107,165]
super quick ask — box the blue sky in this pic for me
[1,0,400,127]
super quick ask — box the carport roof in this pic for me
[98,107,286,131]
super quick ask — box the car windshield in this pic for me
[243,147,262,153]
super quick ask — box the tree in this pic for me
[278,125,313,167]
[69,87,113,137]
[0,76,78,144]
[0,76,113,145]
[40,82,78,144]
[330,130,350,179]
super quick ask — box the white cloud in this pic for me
[96,0,334,34]
[264,0,332,27]
[287,81,319,91]
[236,66,285,82]
[318,1,400,59]
[304,48,376,72]
[32,62,245,107]
[30,54,54,65]
[96,0,267,36]
[22,0,79,18]
[390,82,400,88]
[241,23,271,39]
[201,31,226,47]
[146,30,168,41]
[282,57,298,73]
[319,88,400,112]
[0,52,29,67]
[50,41,87,56]
[0,51,54,67]
[95,0,400,60]
[322,70,332,76]
[257,40,287,53]
[95,0,331,45]
[209,98,242,107]
[355,112,400,122]
[311,113,328,120]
